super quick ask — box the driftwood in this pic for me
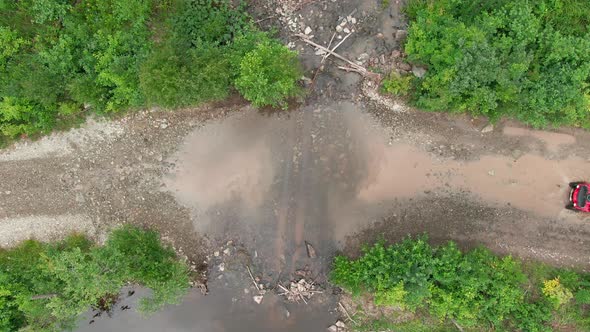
[321,33,352,63]
[295,34,367,75]
[246,266,261,292]
[296,34,381,81]
[338,301,358,325]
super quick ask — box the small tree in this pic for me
[235,41,302,109]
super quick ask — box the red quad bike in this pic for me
[566,182,590,212]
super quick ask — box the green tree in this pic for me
[235,41,302,108]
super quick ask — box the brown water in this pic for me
[78,287,336,332]
[166,103,587,257]
[359,144,587,218]
[151,102,590,331]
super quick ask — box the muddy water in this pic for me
[358,144,588,218]
[166,102,588,257]
[158,102,590,331]
[78,287,335,332]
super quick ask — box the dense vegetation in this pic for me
[398,0,590,127]
[332,236,590,331]
[0,225,190,331]
[0,0,302,145]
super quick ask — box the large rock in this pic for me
[395,29,408,40]
[481,123,494,133]
[412,65,427,78]
[398,62,412,71]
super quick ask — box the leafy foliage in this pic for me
[403,0,590,127]
[0,0,301,145]
[235,41,302,108]
[332,236,590,330]
[0,226,189,331]
[381,72,413,96]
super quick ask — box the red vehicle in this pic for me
[566,182,590,212]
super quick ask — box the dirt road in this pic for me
[3,99,590,331]
[2,0,590,330]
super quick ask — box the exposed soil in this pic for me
[2,0,590,331]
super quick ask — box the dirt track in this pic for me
[2,0,590,330]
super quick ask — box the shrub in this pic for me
[331,236,590,330]
[0,225,190,331]
[403,0,590,127]
[0,0,303,144]
[543,277,574,309]
[140,44,231,108]
[171,0,251,48]
[381,72,413,96]
[235,41,302,108]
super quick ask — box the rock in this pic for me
[343,27,350,34]
[159,123,168,129]
[412,65,427,78]
[357,53,370,62]
[335,320,347,328]
[304,26,312,35]
[512,149,522,159]
[481,123,494,133]
[305,241,317,258]
[391,50,401,58]
[4,191,11,195]
[336,25,343,32]
[351,17,357,24]
[253,295,263,304]
[218,262,225,272]
[213,251,220,257]
[281,306,290,319]
[488,170,495,176]
[223,248,231,256]
[395,29,408,40]
[398,62,412,71]
[327,325,338,332]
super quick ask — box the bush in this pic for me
[0,225,190,331]
[403,0,590,127]
[235,41,303,108]
[331,236,590,330]
[381,72,413,96]
[0,0,302,144]
[543,277,574,309]
[140,44,232,108]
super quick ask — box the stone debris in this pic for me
[278,278,321,303]
[327,320,347,331]
[481,123,494,133]
[253,295,264,304]
[304,26,312,35]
